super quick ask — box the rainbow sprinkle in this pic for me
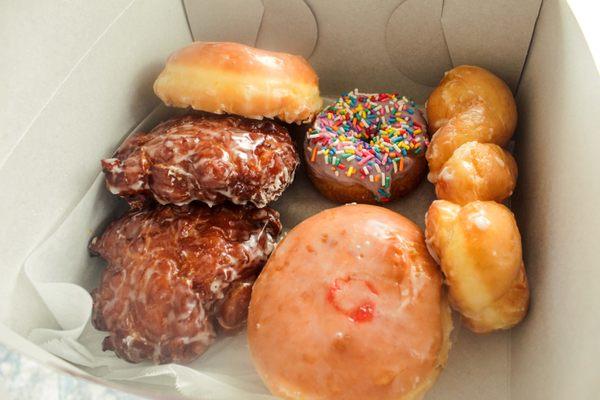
[306,89,428,202]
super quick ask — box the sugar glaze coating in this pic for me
[90,203,281,364]
[248,204,451,400]
[102,113,299,209]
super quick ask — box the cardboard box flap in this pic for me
[386,0,453,87]
[183,0,318,59]
[255,0,318,58]
[441,0,542,92]
[512,0,600,398]
[0,0,139,167]
[183,0,264,48]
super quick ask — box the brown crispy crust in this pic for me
[101,113,299,209]
[90,203,281,364]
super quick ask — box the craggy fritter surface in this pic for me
[90,203,282,364]
[101,113,299,209]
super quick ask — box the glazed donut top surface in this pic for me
[166,42,318,85]
[153,42,322,123]
[248,204,447,400]
[305,90,428,201]
[101,113,299,208]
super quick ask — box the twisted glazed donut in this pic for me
[425,200,529,333]
[101,113,299,209]
[435,141,518,205]
[90,203,281,364]
[426,66,518,204]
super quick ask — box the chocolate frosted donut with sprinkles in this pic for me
[304,90,429,203]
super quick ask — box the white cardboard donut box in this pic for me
[0,0,598,399]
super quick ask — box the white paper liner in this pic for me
[22,105,469,399]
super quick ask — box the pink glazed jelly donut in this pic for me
[248,204,452,400]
